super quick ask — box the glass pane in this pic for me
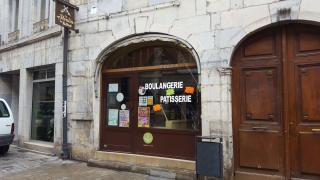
[33,69,46,80]
[138,68,200,130]
[47,68,55,78]
[104,45,194,70]
[33,68,55,80]
[31,81,55,142]
[0,101,10,117]
[106,78,130,127]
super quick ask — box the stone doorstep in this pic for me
[234,171,285,180]
[93,151,195,171]
[87,159,196,180]
[88,151,196,179]
[22,141,56,156]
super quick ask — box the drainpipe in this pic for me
[61,26,69,159]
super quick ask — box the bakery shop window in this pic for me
[137,69,200,130]
[103,44,200,131]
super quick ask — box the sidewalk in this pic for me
[0,146,168,180]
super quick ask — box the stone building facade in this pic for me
[1,0,320,179]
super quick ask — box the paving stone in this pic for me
[0,146,159,180]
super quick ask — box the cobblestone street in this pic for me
[0,146,165,180]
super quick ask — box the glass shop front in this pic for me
[100,43,201,160]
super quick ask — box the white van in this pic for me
[0,98,14,154]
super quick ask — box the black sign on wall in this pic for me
[55,0,79,29]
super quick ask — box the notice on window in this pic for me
[138,107,150,128]
[139,96,148,106]
[147,96,153,105]
[119,110,130,127]
[138,116,150,128]
[108,109,118,126]
[138,107,150,117]
[108,83,118,92]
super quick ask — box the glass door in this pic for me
[100,74,136,152]
[31,81,55,142]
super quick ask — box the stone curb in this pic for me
[87,159,196,180]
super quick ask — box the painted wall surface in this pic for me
[0,0,320,178]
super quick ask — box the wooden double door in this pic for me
[232,24,320,179]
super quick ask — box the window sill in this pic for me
[33,19,49,33]
[8,30,20,43]
[106,0,180,19]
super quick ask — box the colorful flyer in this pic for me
[138,116,150,128]
[139,96,148,106]
[153,104,161,112]
[138,107,150,117]
[119,110,130,127]
[185,86,195,94]
[147,96,153,105]
[138,107,150,128]
[108,109,118,126]
[166,89,175,96]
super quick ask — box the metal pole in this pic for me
[61,26,69,159]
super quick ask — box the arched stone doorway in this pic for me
[232,23,320,179]
[99,39,201,160]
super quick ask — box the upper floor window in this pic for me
[149,0,175,6]
[34,0,49,22]
[33,0,50,33]
[8,0,20,42]
[9,0,20,32]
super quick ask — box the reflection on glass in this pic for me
[106,78,130,127]
[31,81,55,142]
[138,69,200,131]
[105,45,194,70]
[0,101,9,117]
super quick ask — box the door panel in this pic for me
[135,130,195,159]
[239,130,281,170]
[299,132,320,175]
[297,32,320,53]
[243,68,277,121]
[243,36,276,57]
[0,100,12,135]
[299,65,320,121]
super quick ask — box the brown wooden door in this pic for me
[287,24,320,179]
[100,74,137,152]
[232,27,285,178]
[232,24,320,179]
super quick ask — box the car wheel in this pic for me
[0,145,9,154]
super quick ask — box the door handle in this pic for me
[268,114,274,120]
[312,129,320,132]
[252,126,268,131]
[246,113,252,119]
